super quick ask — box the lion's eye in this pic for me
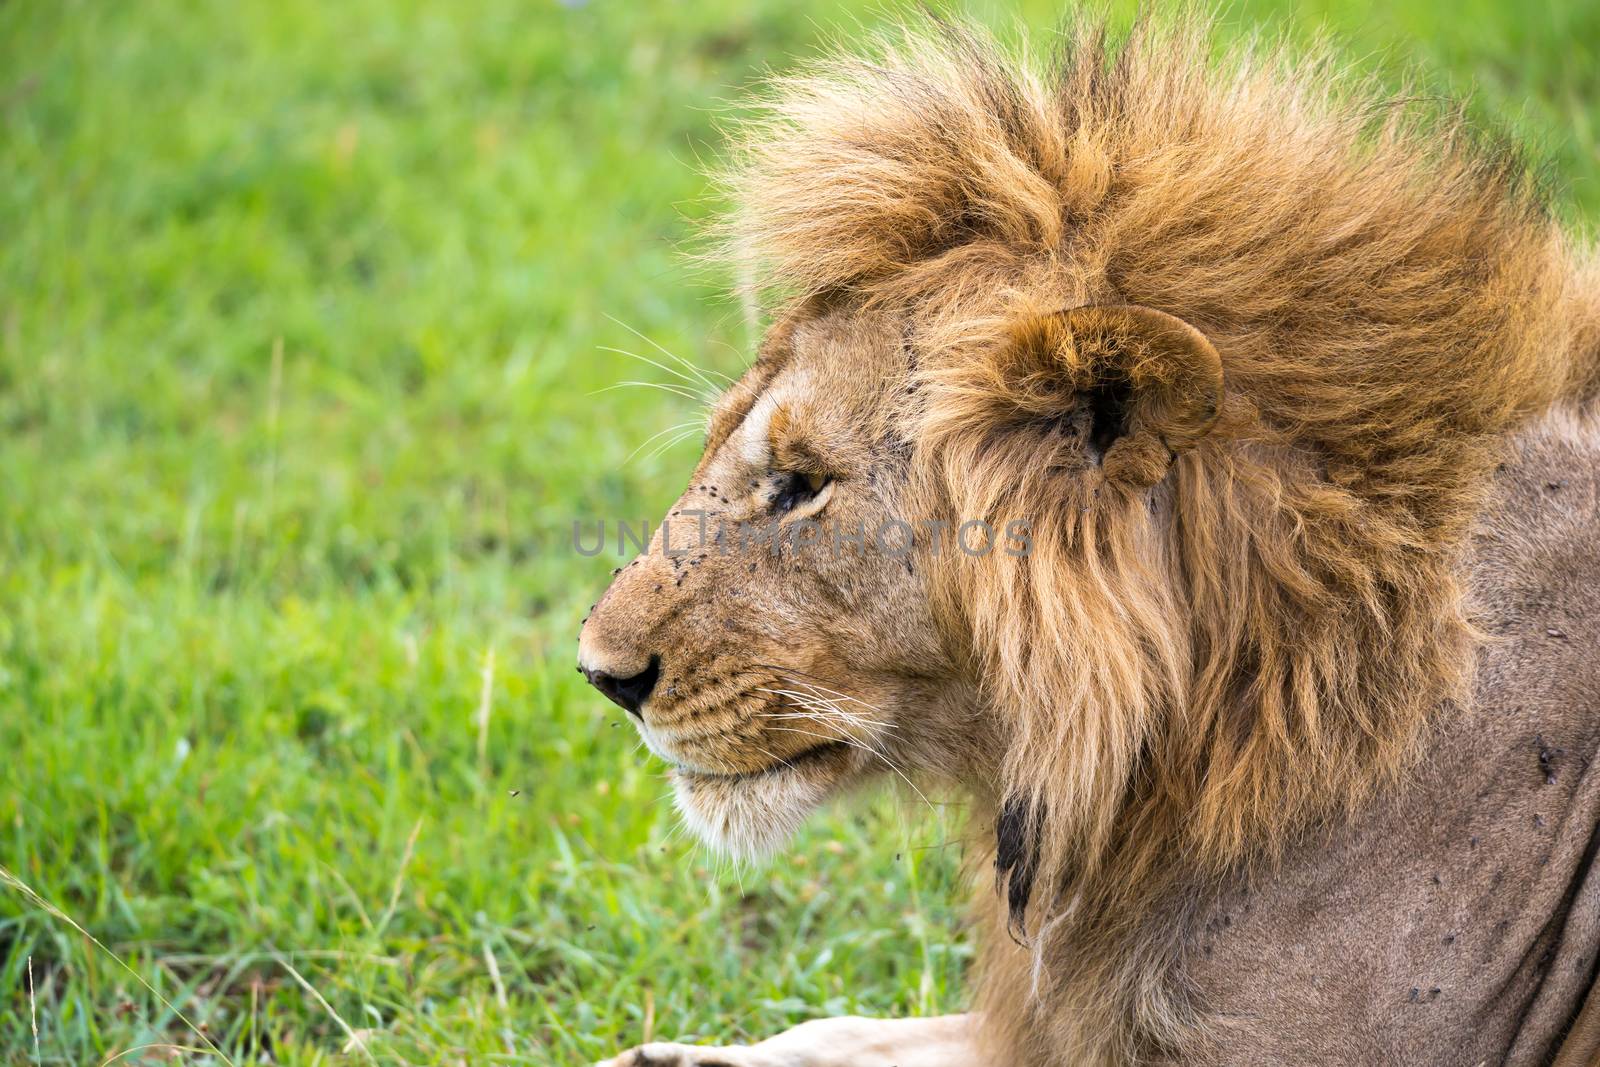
[771,470,831,514]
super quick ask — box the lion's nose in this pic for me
[581,654,661,719]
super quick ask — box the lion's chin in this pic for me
[670,741,858,860]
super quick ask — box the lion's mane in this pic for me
[720,14,1600,1061]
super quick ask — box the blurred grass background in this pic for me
[0,1,1595,1063]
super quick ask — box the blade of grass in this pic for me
[0,864,236,1067]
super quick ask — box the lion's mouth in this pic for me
[674,739,851,784]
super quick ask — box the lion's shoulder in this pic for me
[1475,405,1600,601]
[1172,406,1600,1064]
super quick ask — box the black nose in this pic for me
[583,655,660,718]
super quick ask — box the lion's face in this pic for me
[579,303,963,857]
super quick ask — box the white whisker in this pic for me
[603,316,735,393]
[761,710,881,724]
[753,665,889,714]
[762,701,881,737]
[639,427,703,465]
[755,687,895,731]
[622,420,704,466]
[783,679,885,713]
[597,344,703,389]
[762,724,938,823]
[593,380,709,404]
[757,688,856,723]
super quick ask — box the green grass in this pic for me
[1,1,1595,1063]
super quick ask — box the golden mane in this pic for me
[719,14,1600,1060]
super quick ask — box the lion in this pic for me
[578,15,1600,1066]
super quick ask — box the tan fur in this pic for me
[583,14,1600,1065]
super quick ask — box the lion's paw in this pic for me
[593,1041,758,1067]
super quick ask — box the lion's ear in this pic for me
[1011,304,1224,487]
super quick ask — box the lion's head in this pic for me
[579,298,962,857]
[580,15,1595,1053]
[579,286,1230,856]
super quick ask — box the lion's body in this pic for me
[1196,427,1600,1058]
[585,15,1600,1067]
[978,409,1600,1065]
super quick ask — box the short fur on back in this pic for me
[718,14,1600,1061]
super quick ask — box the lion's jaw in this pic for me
[668,741,868,858]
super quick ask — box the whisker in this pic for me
[762,724,938,823]
[754,676,933,819]
[761,687,876,723]
[597,344,705,388]
[622,420,704,465]
[769,688,881,720]
[756,712,891,762]
[755,687,895,730]
[761,713,899,737]
[626,418,703,449]
[761,710,878,724]
[756,688,854,722]
[639,427,704,465]
[593,380,709,404]
[604,314,738,393]
[605,317,724,383]
[752,664,888,714]
[785,682,884,714]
